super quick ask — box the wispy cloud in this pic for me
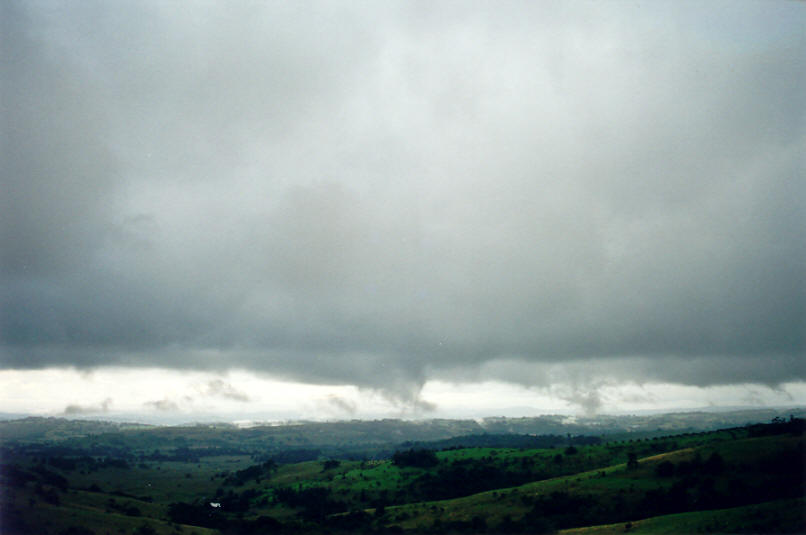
[319,394,357,416]
[144,399,179,412]
[201,379,250,402]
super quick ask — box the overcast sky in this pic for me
[2,1,804,420]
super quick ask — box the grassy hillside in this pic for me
[559,498,806,534]
[383,431,803,532]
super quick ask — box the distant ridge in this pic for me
[1,407,804,446]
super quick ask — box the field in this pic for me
[1,415,803,534]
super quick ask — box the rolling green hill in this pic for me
[559,498,806,535]
[1,417,803,534]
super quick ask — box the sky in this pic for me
[1,1,804,422]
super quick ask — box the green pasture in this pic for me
[385,432,804,531]
[3,484,218,535]
[560,497,806,534]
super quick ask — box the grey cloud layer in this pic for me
[2,1,804,398]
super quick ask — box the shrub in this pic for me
[322,459,341,471]
[392,449,438,468]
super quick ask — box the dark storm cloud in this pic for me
[1,1,804,402]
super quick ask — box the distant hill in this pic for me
[1,408,803,456]
[0,416,153,442]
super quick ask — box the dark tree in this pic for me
[655,460,675,477]
[322,459,341,471]
[703,452,724,475]
[627,452,639,470]
[392,448,439,468]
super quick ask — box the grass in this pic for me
[4,484,219,535]
[560,498,806,534]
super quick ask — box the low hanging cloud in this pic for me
[63,398,112,415]
[144,399,180,412]
[201,379,251,402]
[320,394,357,416]
[1,1,804,408]
[553,386,603,418]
